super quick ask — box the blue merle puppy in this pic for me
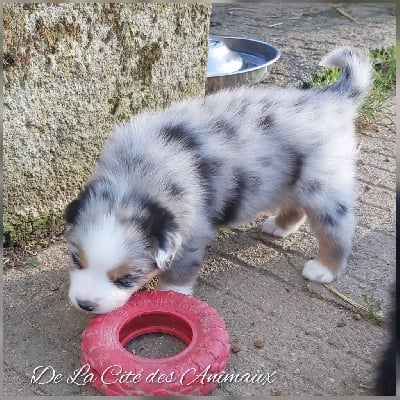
[65,47,372,314]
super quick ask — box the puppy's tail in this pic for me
[319,47,373,103]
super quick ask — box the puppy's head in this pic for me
[64,179,182,314]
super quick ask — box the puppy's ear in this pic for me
[64,185,91,225]
[65,197,84,225]
[141,199,182,270]
[153,230,182,271]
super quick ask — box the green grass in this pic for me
[360,47,396,124]
[362,293,384,325]
[25,256,41,268]
[302,66,341,89]
[303,47,396,126]
[4,212,64,247]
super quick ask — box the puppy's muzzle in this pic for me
[77,299,97,313]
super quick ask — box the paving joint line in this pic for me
[358,146,396,158]
[358,134,395,144]
[357,178,394,192]
[215,250,299,288]
[256,233,308,258]
[356,199,394,213]
[358,162,395,175]
[356,180,395,193]
[355,223,395,238]
[197,276,289,315]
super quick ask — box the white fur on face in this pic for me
[69,268,133,314]
[67,214,154,314]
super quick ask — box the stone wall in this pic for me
[3,3,211,241]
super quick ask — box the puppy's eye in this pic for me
[113,274,139,289]
[71,253,84,269]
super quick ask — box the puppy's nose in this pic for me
[77,300,96,312]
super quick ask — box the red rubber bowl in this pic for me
[81,290,230,396]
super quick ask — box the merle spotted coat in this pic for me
[65,47,372,314]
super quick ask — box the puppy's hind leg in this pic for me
[262,207,306,238]
[302,200,355,283]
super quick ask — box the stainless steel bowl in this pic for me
[206,36,280,93]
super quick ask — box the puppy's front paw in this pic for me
[262,216,295,238]
[302,260,335,283]
[157,283,193,295]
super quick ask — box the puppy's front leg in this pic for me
[157,279,196,295]
[157,241,207,295]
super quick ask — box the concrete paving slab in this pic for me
[194,282,322,396]
[356,188,395,219]
[3,3,396,397]
[200,257,295,313]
